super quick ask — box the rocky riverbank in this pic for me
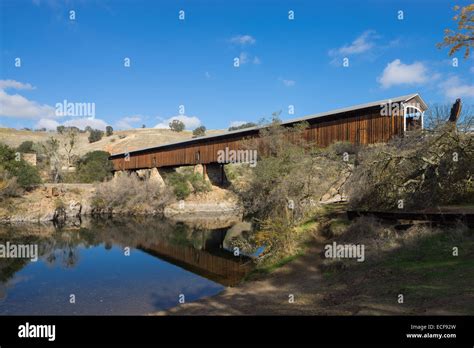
[0,183,243,224]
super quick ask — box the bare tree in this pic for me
[42,137,62,183]
[424,103,473,132]
[63,128,78,168]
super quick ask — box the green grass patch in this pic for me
[244,252,304,281]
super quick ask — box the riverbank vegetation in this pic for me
[0,143,41,199]
[91,174,173,215]
[225,110,473,273]
[164,167,212,200]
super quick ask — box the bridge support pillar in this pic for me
[149,168,166,188]
[194,164,210,182]
[205,163,227,186]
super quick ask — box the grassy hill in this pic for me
[0,127,225,156]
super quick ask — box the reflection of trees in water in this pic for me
[0,216,254,284]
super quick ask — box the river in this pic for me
[0,217,254,315]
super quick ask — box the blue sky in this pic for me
[0,0,472,131]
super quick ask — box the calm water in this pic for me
[0,217,253,315]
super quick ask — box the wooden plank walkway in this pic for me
[347,209,474,227]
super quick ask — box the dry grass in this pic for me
[92,174,173,215]
[0,127,225,157]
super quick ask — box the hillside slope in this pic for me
[0,128,225,156]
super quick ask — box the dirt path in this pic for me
[153,232,471,316]
[154,242,355,315]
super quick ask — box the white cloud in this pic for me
[0,90,55,119]
[253,56,261,65]
[281,79,296,87]
[64,117,109,131]
[440,76,474,99]
[34,117,109,131]
[35,118,60,130]
[329,30,377,56]
[154,115,201,130]
[116,115,142,129]
[230,34,256,46]
[205,71,211,79]
[0,79,55,119]
[0,80,35,90]
[229,121,247,128]
[377,59,428,89]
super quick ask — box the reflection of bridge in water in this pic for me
[139,240,253,287]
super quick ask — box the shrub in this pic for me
[167,173,192,199]
[189,172,211,193]
[228,122,257,132]
[254,216,301,263]
[0,143,41,190]
[347,125,474,211]
[192,126,206,137]
[169,120,185,132]
[75,151,114,183]
[92,174,172,213]
[0,168,21,198]
[10,161,42,188]
[327,141,359,156]
[88,129,104,143]
[106,126,113,136]
[16,141,35,154]
[166,171,211,200]
[240,121,347,222]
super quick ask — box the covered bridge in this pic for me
[109,93,427,172]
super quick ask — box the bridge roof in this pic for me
[110,93,427,158]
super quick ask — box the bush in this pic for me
[167,173,191,200]
[106,126,113,136]
[347,125,474,211]
[169,120,185,132]
[327,141,359,156]
[10,161,42,188]
[228,122,257,132]
[74,151,114,183]
[0,168,21,198]
[92,174,172,213]
[0,143,41,190]
[240,121,347,222]
[192,126,206,137]
[166,171,211,200]
[16,141,35,154]
[88,129,104,143]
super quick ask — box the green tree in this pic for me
[228,122,257,131]
[0,143,41,189]
[88,129,104,143]
[169,119,185,132]
[75,151,114,183]
[56,125,66,134]
[16,141,35,154]
[106,126,114,136]
[192,126,206,137]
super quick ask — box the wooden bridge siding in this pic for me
[111,112,405,171]
[143,240,252,285]
[306,112,403,147]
